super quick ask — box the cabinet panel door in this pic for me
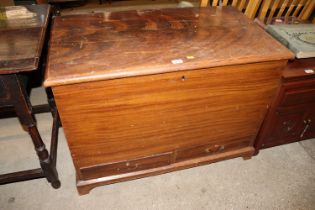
[0,76,11,107]
[0,76,9,100]
[260,107,306,148]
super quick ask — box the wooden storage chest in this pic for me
[44,7,293,194]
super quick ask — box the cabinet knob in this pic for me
[303,119,312,124]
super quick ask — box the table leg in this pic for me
[3,74,60,188]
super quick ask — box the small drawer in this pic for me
[175,140,250,162]
[80,152,172,180]
[280,87,315,107]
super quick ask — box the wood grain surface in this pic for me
[45,7,293,87]
[53,60,285,182]
[0,5,50,74]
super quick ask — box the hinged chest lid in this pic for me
[45,7,294,87]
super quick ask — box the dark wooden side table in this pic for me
[0,4,60,188]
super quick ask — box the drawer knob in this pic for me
[205,145,222,153]
[205,148,213,153]
[125,162,139,169]
[219,145,225,151]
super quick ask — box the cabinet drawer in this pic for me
[80,152,172,180]
[280,87,315,107]
[175,139,251,162]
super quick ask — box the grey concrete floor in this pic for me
[0,87,314,210]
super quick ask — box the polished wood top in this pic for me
[45,7,294,87]
[0,4,50,74]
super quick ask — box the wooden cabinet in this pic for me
[44,7,293,195]
[256,58,315,150]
